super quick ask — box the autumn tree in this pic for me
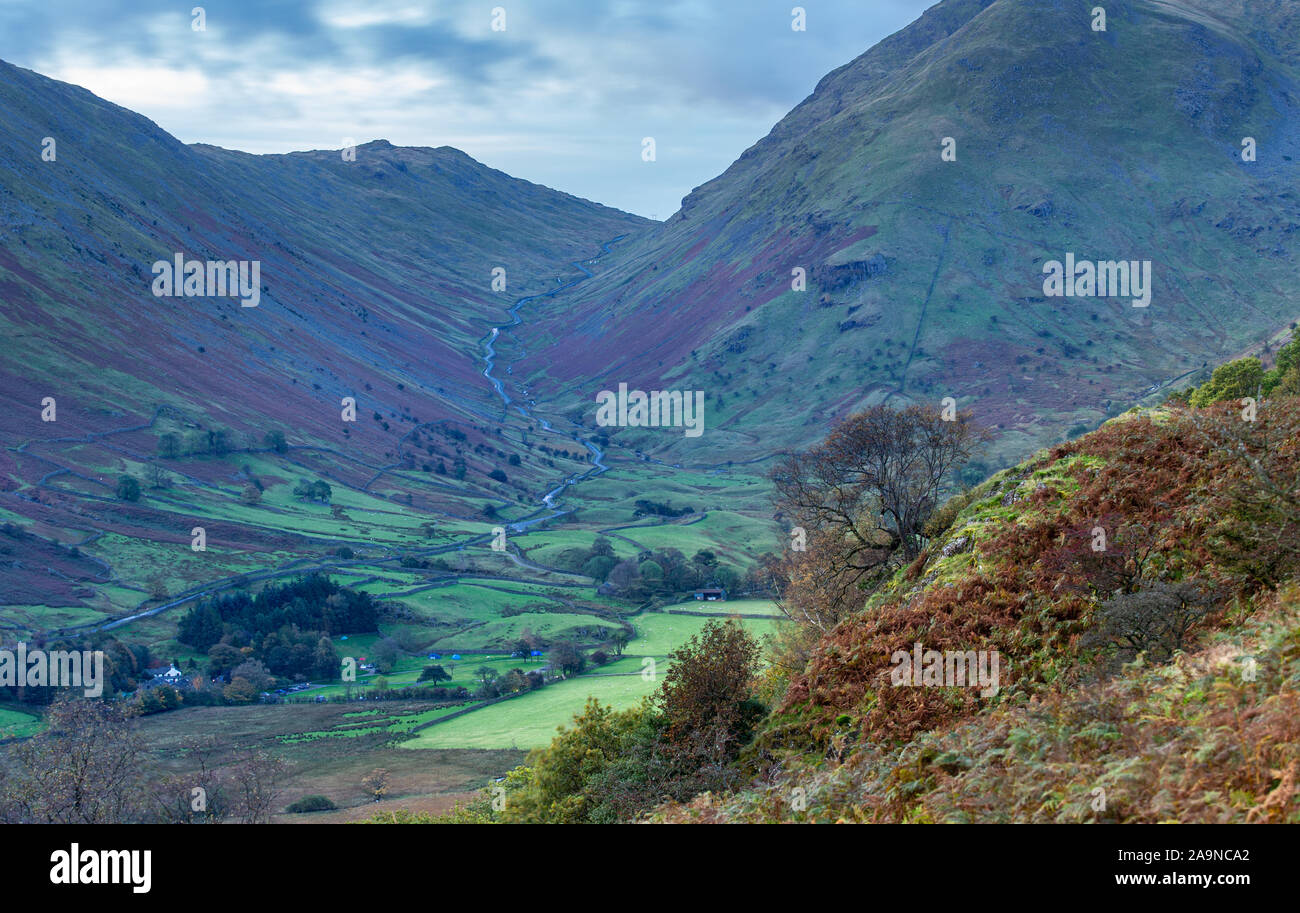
[655,619,763,794]
[362,768,391,802]
[0,698,144,823]
[1192,401,1300,588]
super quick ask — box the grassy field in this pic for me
[399,610,777,750]
[660,597,780,617]
[0,706,42,739]
[398,672,658,750]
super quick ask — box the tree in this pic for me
[240,483,262,505]
[145,736,230,823]
[1189,357,1264,407]
[499,668,531,694]
[157,433,181,459]
[293,478,332,503]
[230,659,272,692]
[228,750,285,823]
[656,619,763,792]
[115,475,141,502]
[499,699,648,824]
[146,465,172,490]
[639,559,664,582]
[473,666,500,698]
[418,664,451,684]
[1192,401,1300,587]
[547,642,586,678]
[770,404,985,631]
[223,677,258,703]
[369,637,400,674]
[263,429,288,453]
[0,698,144,823]
[362,768,391,802]
[611,630,630,657]
[582,554,617,582]
[206,642,242,677]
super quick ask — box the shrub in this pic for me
[286,795,337,813]
[1085,581,1215,663]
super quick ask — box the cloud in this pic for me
[0,0,935,217]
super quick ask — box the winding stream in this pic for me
[479,236,625,530]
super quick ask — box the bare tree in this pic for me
[145,736,229,824]
[770,404,985,631]
[228,749,285,824]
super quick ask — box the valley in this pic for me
[2,0,1299,832]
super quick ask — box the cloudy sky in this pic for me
[0,0,934,218]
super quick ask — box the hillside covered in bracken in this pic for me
[652,358,1300,823]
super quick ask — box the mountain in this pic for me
[510,0,1300,467]
[0,57,648,453]
[0,58,649,622]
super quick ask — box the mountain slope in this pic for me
[512,0,1300,466]
[0,57,648,452]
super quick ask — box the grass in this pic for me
[399,673,659,750]
[400,612,777,750]
[0,706,42,739]
[628,612,776,657]
[661,597,780,617]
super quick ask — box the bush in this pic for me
[1086,582,1215,663]
[286,795,337,813]
[115,475,141,502]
